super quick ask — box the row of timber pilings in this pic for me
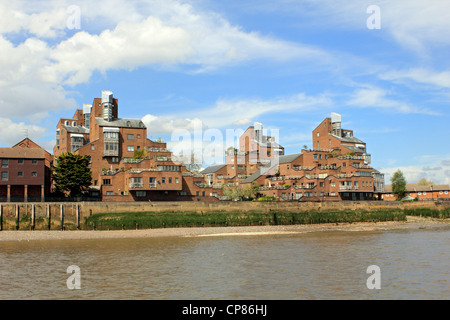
[0,200,449,231]
[0,203,81,231]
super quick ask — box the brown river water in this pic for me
[0,227,448,299]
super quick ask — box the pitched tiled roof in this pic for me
[384,184,450,193]
[200,164,227,174]
[0,148,46,159]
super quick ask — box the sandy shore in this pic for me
[0,216,448,242]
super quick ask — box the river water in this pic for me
[0,227,448,300]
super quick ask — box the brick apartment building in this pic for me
[0,138,52,202]
[202,112,383,201]
[53,90,221,201]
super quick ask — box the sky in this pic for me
[0,0,449,185]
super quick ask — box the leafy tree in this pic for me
[391,169,407,200]
[52,153,92,197]
[251,182,260,196]
[223,184,253,200]
[417,178,435,186]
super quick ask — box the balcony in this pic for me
[339,185,353,190]
[129,182,144,189]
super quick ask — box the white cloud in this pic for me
[291,0,450,55]
[0,118,47,147]
[382,160,450,186]
[142,114,205,136]
[347,85,439,115]
[379,68,450,89]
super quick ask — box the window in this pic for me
[1,172,7,181]
[175,178,179,184]
[91,145,95,150]
[313,154,318,159]
[128,146,134,152]
[31,172,37,177]
[112,157,119,163]
[128,134,134,140]
[106,191,114,196]
[329,139,331,146]
[418,192,422,195]
[202,191,205,196]
[72,121,77,126]
[137,135,141,138]
[136,191,146,197]
[162,177,166,184]
[1,159,8,168]
[196,191,199,196]
[169,177,172,184]
[423,191,426,195]
[18,172,23,177]
[18,159,23,164]
[103,179,111,185]
[445,191,448,195]
[32,159,37,164]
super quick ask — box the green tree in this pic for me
[52,153,92,197]
[391,169,407,200]
[223,184,252,200]
[251,182,260,196]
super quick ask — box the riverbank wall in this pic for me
[0,200,449,231]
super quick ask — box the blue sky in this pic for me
[1,0,449,184]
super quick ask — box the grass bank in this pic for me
[84,209,407,230]
[403,207,450,219]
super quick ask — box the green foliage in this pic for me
[256,195,278,202]
[222,185,253,200]
[52,153,92,197]
[391,169,407,200]
[251,182,260,195]
[133,149,146,159]
[84,209,407,230]
[403,208,450,219]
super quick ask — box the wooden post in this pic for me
[47,204,51,230]
[15,204,19,230]
[60,204,64,231]
[31,204,35,231]
[76,204,80,230]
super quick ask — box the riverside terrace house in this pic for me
[382,184,450,201]
[53,90,222,201]
[0,138,52,202]
[238,113,383,201]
